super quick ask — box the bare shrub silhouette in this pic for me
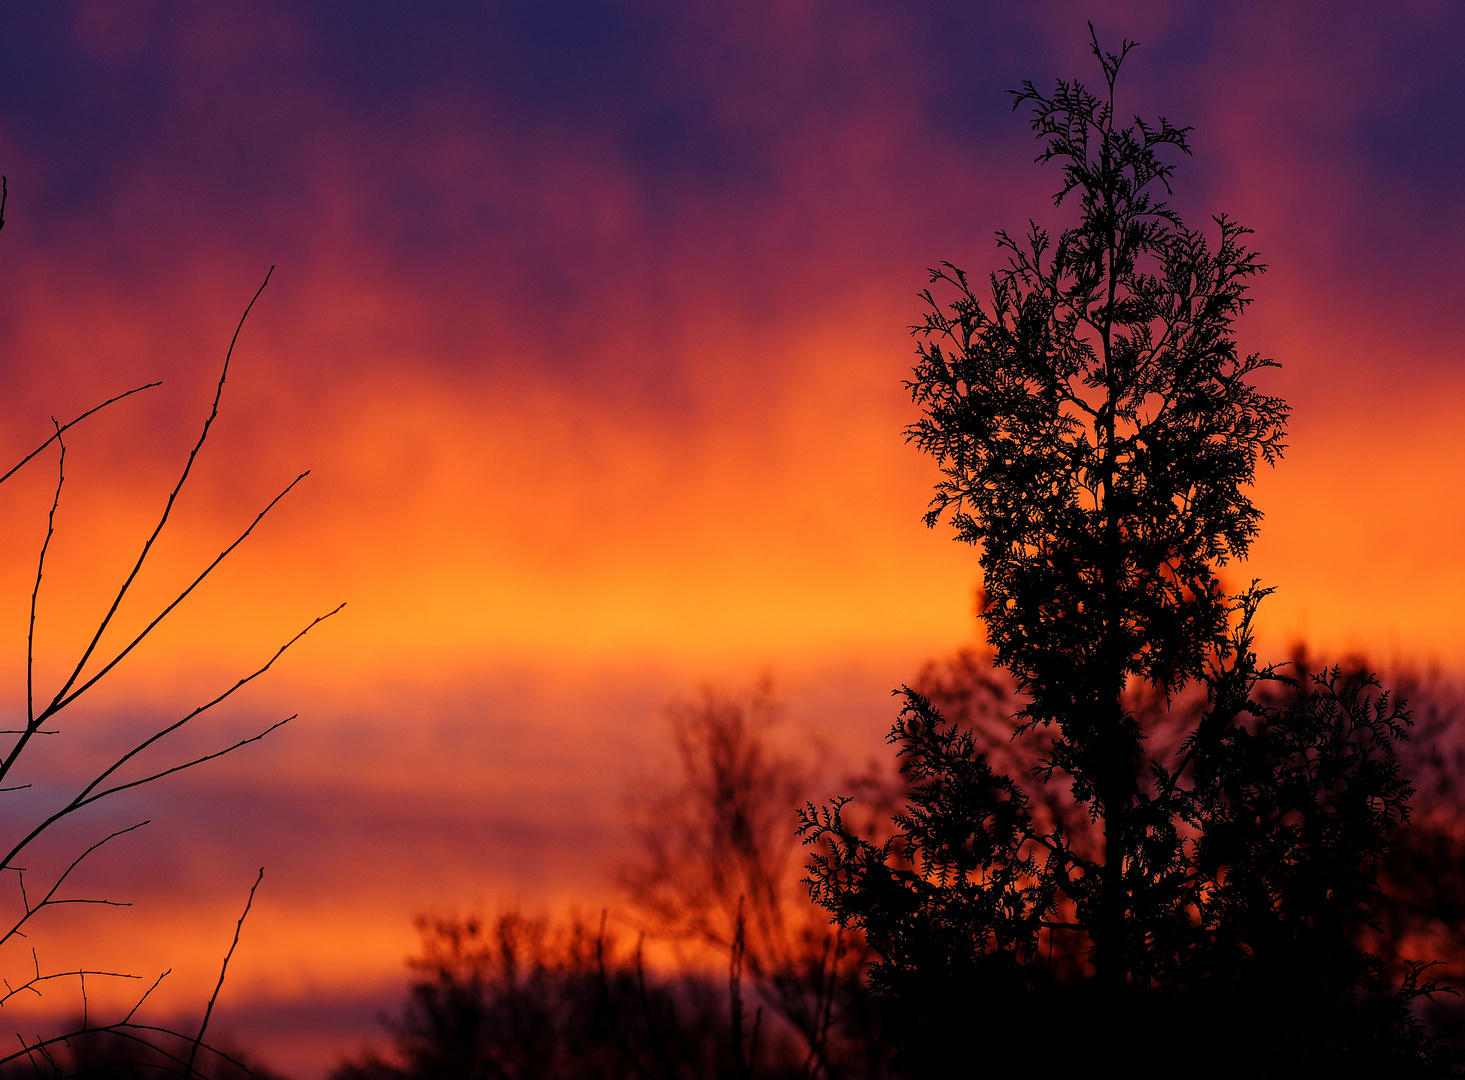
[334,910,749,1080]
[619,685,883,1078]
[622,686,807,962]
[339,686,889,1080]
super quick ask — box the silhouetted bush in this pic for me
[620,685,885,1078]
[333,909,814,1080]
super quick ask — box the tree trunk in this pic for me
[1097,776,1128,992]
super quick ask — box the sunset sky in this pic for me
[0,1,1463,1074]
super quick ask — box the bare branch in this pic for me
[0,822,150,950]
[123,970,170,1026]
[0,968,140,1009]
[0,262,325,1080]
[45,470,312,720]
[79,716,294,806]
[0,603,342,874]
[25,423,63,741]
[70,603,342,805]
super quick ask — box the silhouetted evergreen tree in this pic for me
[800,31,1453,1079]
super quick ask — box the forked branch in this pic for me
[42,268,275,720]
[0,603,344,874]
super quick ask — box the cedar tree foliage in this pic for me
[800,33,1447,1076]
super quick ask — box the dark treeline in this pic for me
[322,652,1465,1080]
[14,653,1463,1080]
[909,649,1465,1071]
[15,655,1462,1080]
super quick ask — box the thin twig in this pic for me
[187,868,262,1079]
[0,383,160,490]
[123,970,170,1025]
[11,1034,36,1080]
[45,470,311,719]
[27,422,63,729]
[131,1024,251,1073]
[81,717,295,805]
[32,1035,57,1079]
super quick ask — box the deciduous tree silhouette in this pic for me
[340,686,891,1080]
[620,685,881,1078]
[800,31,1451,1078]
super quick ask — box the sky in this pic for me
[0,1,1464,1074]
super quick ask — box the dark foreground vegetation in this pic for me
[20,657,1465,1079]
[332,656,1465,1080]
[0,1031,286,1080]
